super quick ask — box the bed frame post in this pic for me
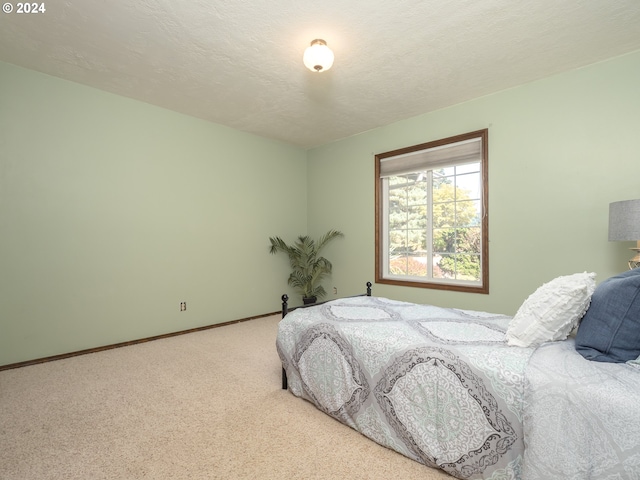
[366,281,372,296]
[281,294,289,390]
[281,294,289,318]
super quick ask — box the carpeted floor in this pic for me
[0,314,454,480]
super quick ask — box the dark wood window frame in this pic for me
[375,129,489,294]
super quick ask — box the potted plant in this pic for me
[269,230,344,304]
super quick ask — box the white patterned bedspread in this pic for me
[277,296,640,479]
[276,296,534,479]
[522,339,640,479]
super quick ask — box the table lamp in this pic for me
[609,199,640,269]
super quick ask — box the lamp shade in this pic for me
[609,199,640,241]
[303,39,334,73]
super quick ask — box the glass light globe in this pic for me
[303,39,334,73]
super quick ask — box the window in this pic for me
[375,129,488,293]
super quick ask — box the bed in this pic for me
[276,273,640,479]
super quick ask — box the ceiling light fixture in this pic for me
[303,39,334,73]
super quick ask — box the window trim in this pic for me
[375,129,489,294]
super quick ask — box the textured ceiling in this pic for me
[1,0,640,148]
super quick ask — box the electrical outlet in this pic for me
[180,301,187,312]
[333,287,338,295]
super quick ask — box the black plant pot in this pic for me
[303,296,317,305]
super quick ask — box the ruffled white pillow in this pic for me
[506,272,596,348]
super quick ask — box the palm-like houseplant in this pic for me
[269,230,344,304]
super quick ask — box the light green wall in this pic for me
[308,50,640,314]
[3,50,639,366]
[0,61,307,366]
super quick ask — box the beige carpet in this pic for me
[0,314,454,480]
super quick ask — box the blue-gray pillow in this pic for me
[575,268,640,363]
